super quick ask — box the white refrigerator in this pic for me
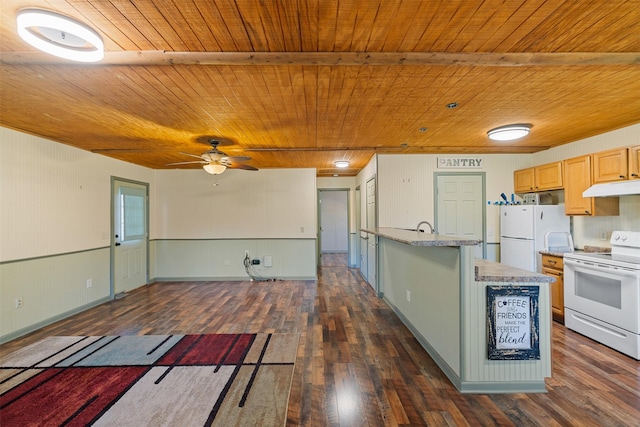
[499,205,569,273]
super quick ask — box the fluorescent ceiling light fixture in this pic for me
[203,163,227,175]
[487,124,531,141]
[16,9,104,62]
[334,161,350,168]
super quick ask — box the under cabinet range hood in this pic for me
[583,180,640,197]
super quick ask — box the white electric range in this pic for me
[563,231,640,360]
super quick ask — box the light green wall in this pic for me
[1,128,319,342]
[1,248,110,342]
[152,239,317,280]
[378,238,462,376]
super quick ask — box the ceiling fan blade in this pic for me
[228,163,258,171]
[179,152,207,160]
[166,161,207,166]
[222,155,251,162]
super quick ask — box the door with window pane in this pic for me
[112,178,148,295]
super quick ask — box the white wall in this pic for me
[376,154,532,230]
[1,127,154,341]
[1,127,318,341]
[154,168,316,239]
[0,128,155,262]
[152,168,318,280]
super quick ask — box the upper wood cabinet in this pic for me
[593,148,628,183]
[514,168,535,192]
[564,154,619,216]
[513,161,563,193]
[535,162,564,190]
[629,145,640,179]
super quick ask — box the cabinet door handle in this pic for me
[558,272,563,276]
[585,210,590,214]
[620,175,625,179]
[632,173,638,177]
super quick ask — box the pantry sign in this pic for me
[487,286,540,360]
[437,157,483,168]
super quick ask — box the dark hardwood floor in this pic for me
[2,255,639,426]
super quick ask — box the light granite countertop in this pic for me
[361,227,482,247]
[474,259,554,283]
[361,227,551,282]
[539,245,610,258]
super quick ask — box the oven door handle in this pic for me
[564,258,638,276]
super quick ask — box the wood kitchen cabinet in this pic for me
[513,161,563,193]
[564,154,619,216]
[629,145,640,179]
[593,148,628,183]
[514,167,535,192]
[542,254,564,323]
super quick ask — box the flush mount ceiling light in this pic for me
[334,161,350,168]
[203,163,227,175]
[487,124,531,141]
[16,9,104,62]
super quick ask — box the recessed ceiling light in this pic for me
[16,9,104,62]
[446,102,458,109]
[334,161,350,168]
[418,127,428,133]
[487,124,531,141]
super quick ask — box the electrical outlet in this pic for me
[86,278,92,288]
[406,290,411,302]
[600,231,608,241]
[224,259,230,266]
[14,297,23,308]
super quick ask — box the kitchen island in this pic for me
[362,227,553,393]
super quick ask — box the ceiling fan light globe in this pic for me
[203,163,227,175]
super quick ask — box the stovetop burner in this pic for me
[564,231,640,270]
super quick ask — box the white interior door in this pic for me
[319,190,349,253]
[112,178,148,295]
[366,177,376,229]
[436,173,485,258]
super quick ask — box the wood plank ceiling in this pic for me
[1,1,639,177]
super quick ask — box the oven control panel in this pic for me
[611,231,640,249]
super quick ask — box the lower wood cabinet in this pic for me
[542,254,564,324]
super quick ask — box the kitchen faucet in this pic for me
[416,221,435,233]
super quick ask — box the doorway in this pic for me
[435,173,486,258]
[111,177,149,297]
[318,189,349,267]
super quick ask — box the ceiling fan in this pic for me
[167,139,258,174]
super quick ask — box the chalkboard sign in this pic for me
[487,286,540,360]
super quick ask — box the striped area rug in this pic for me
[0,333,298,426]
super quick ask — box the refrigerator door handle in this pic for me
[540,211,543,220]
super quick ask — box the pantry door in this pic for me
[112,178,148,296]
[435,173,485,258]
